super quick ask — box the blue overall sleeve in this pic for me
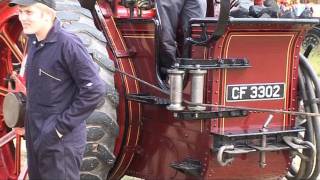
[55,37,106,135]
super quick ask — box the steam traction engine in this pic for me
[0,0,320,179]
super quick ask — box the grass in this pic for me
[307,45,320,76]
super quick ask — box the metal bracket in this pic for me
[212,126,307,167]
[176,58,251,70]
[126,93,170,105]
[170,158,203,177]
[174,109,248,120]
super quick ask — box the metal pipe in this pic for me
[167,68,185,111]
[259,115,274,168]
[217,145,234,166]
[259,134,267,168]
[188,67,207,111]
[293,138,316,160]
[288,137,317,179]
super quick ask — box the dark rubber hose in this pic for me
[294,67,314,179]
[300,54,320,180]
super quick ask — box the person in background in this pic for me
[156,0,207,73]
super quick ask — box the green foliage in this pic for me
[306,46,320,76]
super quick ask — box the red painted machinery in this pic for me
[0,0,320,179]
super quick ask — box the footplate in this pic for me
[212,127,311,167]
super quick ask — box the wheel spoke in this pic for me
[1,34,22,64]
[0,21,27,95]
[0,86,9,97]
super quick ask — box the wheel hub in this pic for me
[3,92,26,128]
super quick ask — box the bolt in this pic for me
[194,113,199,118]
[107,159,115,165]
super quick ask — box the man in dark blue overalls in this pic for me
[9,0,106,179]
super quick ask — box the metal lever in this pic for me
[259,114,274,168]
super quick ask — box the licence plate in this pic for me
[226,83,285,102]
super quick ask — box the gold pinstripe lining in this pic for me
[108,17,142,178]
[222,34,294,133]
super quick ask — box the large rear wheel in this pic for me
[0,10,26,179]
[0,1,119,179]
[55,1,119,179]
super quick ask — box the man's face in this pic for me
[18,5,46,35]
